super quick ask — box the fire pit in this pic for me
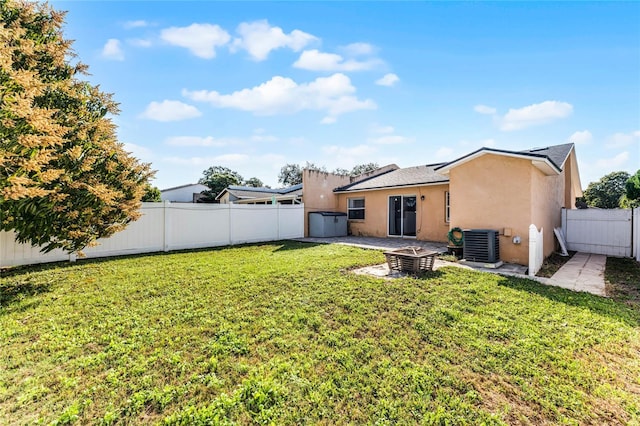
[383,246,438,273]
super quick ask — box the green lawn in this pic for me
[1,242,638,425]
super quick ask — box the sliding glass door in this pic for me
[388,196,417,237]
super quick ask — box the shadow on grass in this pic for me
[497,274,639,327]
[0,240,312,278]
[272,241,323,252]
[0,280,52,311]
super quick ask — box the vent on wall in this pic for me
[463,229,500,263]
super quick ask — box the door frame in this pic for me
[387,195,417,238]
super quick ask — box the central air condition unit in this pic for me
[463,229,500,263]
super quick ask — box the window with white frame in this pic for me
[445,191,450,223]
[348,197,365,220]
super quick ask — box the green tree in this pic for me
[141,185,162,202]
[243,177,264,188]
[620,169,640,208]
[350,162,379,176]
[0,0,153,253]
[278,162,325,186]
[278,163,302,186]
[198,166,243,202]
[583,171,630,209]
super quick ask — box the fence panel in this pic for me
[562,208,632,257]
[1,203,304,268]
[278,205,305,239]
[82,203,165,258]
[167,204,231,250]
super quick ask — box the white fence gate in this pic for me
[528,224,544,276]
[0,202,304,268]
[561,208,637,258]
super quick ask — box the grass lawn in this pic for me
[1,242,639,425]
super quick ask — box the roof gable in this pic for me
[435,143,575,176]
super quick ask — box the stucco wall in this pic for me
[530,166,565,258]
[335,184,449,242]
[448,154,532,265]
[302,170,351,236]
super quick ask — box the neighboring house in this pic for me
[160,183,210,203]
[308,143,582,266]
[216,184,303,204]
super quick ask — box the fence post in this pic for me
[163,200,171,252]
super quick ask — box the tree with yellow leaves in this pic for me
[1,0,153,253]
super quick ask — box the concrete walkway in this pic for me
[545,252,607,296]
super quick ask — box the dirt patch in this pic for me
[536,251,576,278]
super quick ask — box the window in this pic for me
[445,191,450,223]
[348,197,365,220]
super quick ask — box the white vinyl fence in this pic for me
[528,224,544,276]
[561,207,637,258]
[0,202,304,268]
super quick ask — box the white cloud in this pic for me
[232,20,317,61]
[124,20,149,29]
[140,100,202,122]
[568,130,592,145]
[499,101,573,131]
[595,151,629,169]
[320,116,337,125]
[375,73,399,87]
[368,135,414,145]
[101,39,124,61]
[161,23,230,59]
[128,38,152,48]
[183,73,376,120]
[123,142,153,160]
[371,124,394,134]
[293,49,381,71]
[165,136,233,147]
[435,147,454,160]
[474,104,496,115]
[606,131,640,148]
[340,42,375,56]
[164,154,249,166]
[251,128,278,142]
[323,144,378,158]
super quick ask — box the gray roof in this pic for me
[336,143,575,193]
[334,164,449,192]
[218,184,303,200]
[519,143,574,170]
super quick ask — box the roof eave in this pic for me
[333,180,450,194]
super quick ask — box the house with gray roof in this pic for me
[313,142,582,267]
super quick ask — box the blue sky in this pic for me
[55,1,639,190]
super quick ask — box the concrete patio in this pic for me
[294,236,607,297]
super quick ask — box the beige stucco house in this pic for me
[304,143,582,266]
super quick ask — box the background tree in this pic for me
[332,168,350,176]
[582,171,630,209]
[620,169,640,208]
[0,0,153,253]
[350,162,379,176]
[278,163,303,186]
[198,166,243,202]
[278,162,326,186]
[243,177,264,188]
[141,185,162,202]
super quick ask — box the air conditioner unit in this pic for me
[463,229,500,263]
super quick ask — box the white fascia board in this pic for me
[333,181,449,194]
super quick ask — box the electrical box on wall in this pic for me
[503,227,512,237]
